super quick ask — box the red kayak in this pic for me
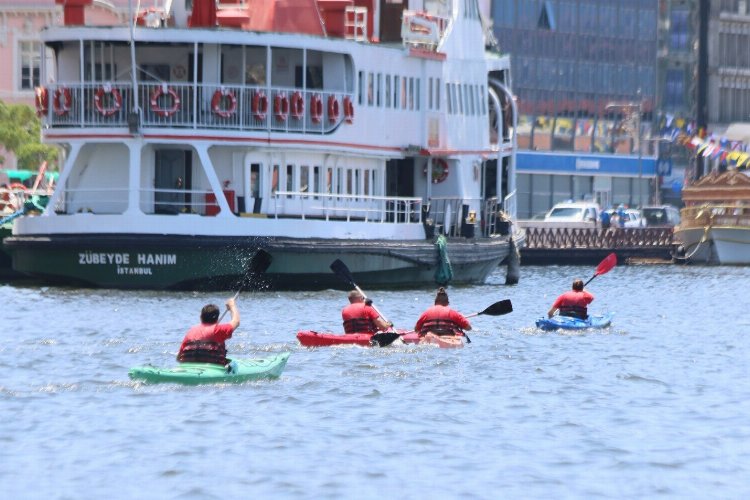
[296,330,464,348]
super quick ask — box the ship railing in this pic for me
[272,191,423,223]
[42,82,351,134]
[427,197,486,237]
[679,204,750,229]
[51,187,130,215]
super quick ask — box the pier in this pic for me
[520,227,676,265]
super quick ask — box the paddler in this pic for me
[342,290,392,334]
[547,279,594,320]
[177,297,240,365]
[414,287,471,336]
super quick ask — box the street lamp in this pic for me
[606,92,643,208]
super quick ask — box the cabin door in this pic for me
[155,150,191,214]
[380,0,406,42]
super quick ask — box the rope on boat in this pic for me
[672,225,711,262]
[434,234,453,286]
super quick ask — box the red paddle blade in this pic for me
[595,253,617,276]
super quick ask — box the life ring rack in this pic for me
[211,88,237,119]
[423,158,449,184]
[94,84,123,117]
[150,85,181,117]
[52,87,73,116]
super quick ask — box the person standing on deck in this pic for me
[415,287,472,336]
[547,279,594,320]
[342,290,392,334]
[177,298,240,364]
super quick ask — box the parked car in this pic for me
[641,205,681,227]
[543,202,600,224]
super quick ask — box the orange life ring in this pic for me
[150,85,181,117]
[211,88,237,119]
[274,93,289,122]
[252,90,268,120]
[35,87,49,117]
[94,85,122,117]
[290,91,304,121]
[423,158,449,184]
[52,87,73,116]
[310,94,324,124]
[327,95,340,124]
[343,96,354,124]
[9,182,28,191]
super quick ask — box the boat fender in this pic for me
[327,95,340,124]
[343,96,354,124]
[211,88,237,119]
[252,90,268,120]
[310,94,323,124]
[52,87,72,116]
[290,91,304,120]
[150,85,181,117]
[94,84,123,117]
[35,86,49,116]
[274,93,289,122]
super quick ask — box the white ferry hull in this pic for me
[674,226,750,265]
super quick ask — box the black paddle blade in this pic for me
[248,249,273,275]
[330,259,355,287]
[370,332,402,347]
[479,299,513,316]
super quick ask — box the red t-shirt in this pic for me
[178,322,235,354]
[415,305,471,334]
[341,302,381,333]
[552,290,594,310]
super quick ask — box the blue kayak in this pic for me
[535,313,613,331]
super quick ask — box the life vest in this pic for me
[342,303,377,334]
[418,306,464,336]
[177,340,228,365]
[558,305,588,320]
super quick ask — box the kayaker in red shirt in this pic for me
[547,279,594,320]
[342,290,392,333]
[177,298,240,365]
[414,287,471,336]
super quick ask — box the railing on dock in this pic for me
[524,227,674,249]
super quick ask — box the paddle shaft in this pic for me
[353,284,392,327]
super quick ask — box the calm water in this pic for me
[2,264,749,499]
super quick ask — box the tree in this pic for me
[0,100,59,171]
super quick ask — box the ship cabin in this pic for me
[34,0,515,240]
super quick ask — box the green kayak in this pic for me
[129,352,290,385]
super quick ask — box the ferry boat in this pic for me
[674,169,750,265]
[5,0,523,290]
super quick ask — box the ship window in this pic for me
[313,166,321,197]
[286,164,294,197]
[250,163,261,199]
[436,79,440,111]
[394,76,400,109]
[401,77,407,109]
[358,71,365,105]
[385,75,392,108]
[446,83,452,114]
[464,84,470,115]
[300,165,309,193]
[458,84,463,115]
[368,72,374,106]
[469,85,476,115]
[354,170,361,196]
[416,78,420,111]
[377,73,382,107]
[326,167,333,194]
[346,169,353,194]
[337,167,345,194]
[364,169,371,195]
[408,78,414,110]
[428,77,433,109]
[244,46,266,85]
[271,165,279,194]
[480,85,485,114]
[372,170,378,195]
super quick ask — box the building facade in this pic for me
[491,0,688,217]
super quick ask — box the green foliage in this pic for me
[0,99,58,170]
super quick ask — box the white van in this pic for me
[544,201,600,224]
